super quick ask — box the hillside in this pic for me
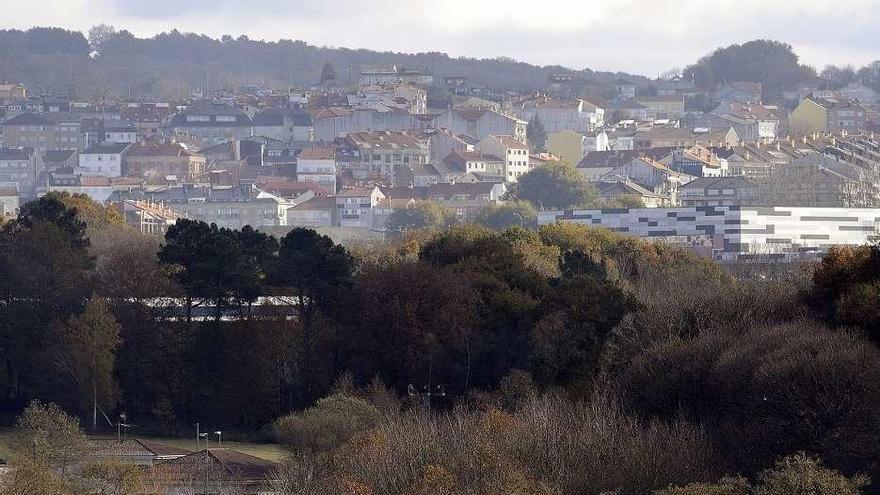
[0,27,644,100]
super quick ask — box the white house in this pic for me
[103,124,138,144]
[48,176,114,203]
[477,135,531,182]
[583,130,610,153]
[336,186,385,228]
[511,97,605,134]
[438,108,527,142]
[296,147,337,192]
[78,143,131,178]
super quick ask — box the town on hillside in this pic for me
[1,34,880,261]
[3,23,880,495]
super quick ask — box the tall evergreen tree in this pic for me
[527,114,548,153]
[51,298,122,429]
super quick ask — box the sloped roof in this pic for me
[490,135,527,149]
[127,142,198,158]
[0,147,34,160]
[166,100,252,127]
[3,112,53,126]
[82,143,131,155]
[43,149,77,162]
[298,147,336,160]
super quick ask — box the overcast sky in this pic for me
[6,0,880,75]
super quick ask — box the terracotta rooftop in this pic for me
[298,147,336,160]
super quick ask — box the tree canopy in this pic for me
[508,162,598,210]
[683,40,816,97]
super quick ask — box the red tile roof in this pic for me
[298,147,336,160]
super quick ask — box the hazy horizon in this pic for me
[4,0,880,76]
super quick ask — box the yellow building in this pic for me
[789,97,867,135]
[788,98,826,135]
[547,131,585,164]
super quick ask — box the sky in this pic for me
[5,0,880,76]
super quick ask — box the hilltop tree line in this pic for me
[0,26,634,100]
[7,28,879,104]
[4,193,880,492]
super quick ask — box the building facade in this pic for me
[123,142,207,179]
[539,206,880,260]
[0,147,42,198]
[296,147,337,192]
[3,112,83,152]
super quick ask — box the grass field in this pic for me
[0,428,287,463]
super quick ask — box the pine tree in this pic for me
[527,114,548,153]
[55,298,122,429]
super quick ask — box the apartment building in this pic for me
[2,112,83,152]
[345,131,429,185]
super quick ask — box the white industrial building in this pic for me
[539,206,880,261]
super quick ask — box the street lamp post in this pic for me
[512,212,524,228]
[214,431,222,448]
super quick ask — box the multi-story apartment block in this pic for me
[0,147,42,199]
[109,183,291,229]
[477,135,531,182]
[634,96,686,118]
[437,108,527,142]
[253,108,313,142]
[123,142,207,180]
[2,112,83,152]
[789,97,867,135]
[163,100,253,147]
[345,131,429,185]
[511,97,605,134]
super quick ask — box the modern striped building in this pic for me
[539,206,880,261]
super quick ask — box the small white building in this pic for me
[583,130,610,153]
[296,147,337,193]
[336,186,385,228]
[48,176,114,203]
[78,143,131,178]
[103,124,138,144]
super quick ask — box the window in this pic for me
[707,189,719,196]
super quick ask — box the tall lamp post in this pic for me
[214,431,222,448]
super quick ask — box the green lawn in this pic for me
[0,428,286,463]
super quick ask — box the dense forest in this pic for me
[2,192,880,493]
